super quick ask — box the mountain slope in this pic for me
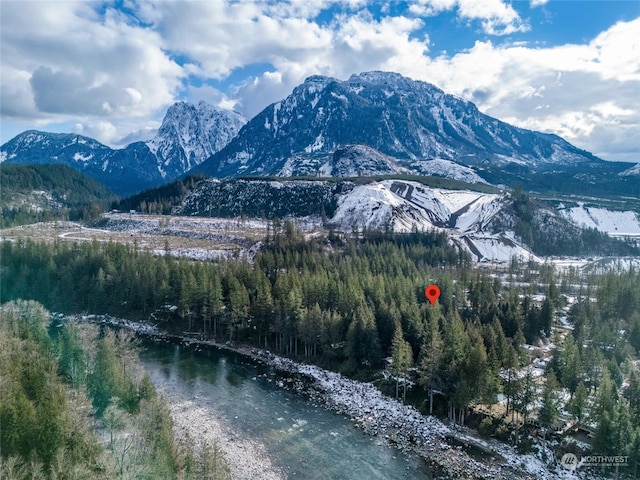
[194,71,604,179]
[1,102,246,195]
[0,164,115,226]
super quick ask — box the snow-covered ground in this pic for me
[559,203,640,235]
[330,180,503,233]
[459,233,542,263]
[619,163,640,176]
[409,158,489,184]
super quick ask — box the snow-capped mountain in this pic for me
[0,130,112,167]
[195,71,604,179]
[1,102,246,195]
[146,101,246,179]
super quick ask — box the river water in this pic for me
[140,340,432,480]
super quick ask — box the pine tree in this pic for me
[418,315,444,414]
[568,381,589,425]
[623,368,640,424]
[592,369,617,422]
[390,322,413,400]
[558,334,582,398]
[538,371,561,442]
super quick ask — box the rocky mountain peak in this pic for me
[146,101,246,175]
[196,71,602,179]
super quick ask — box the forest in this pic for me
[0,164,114,228]
[0,300,231,479]
[1,224,639,476]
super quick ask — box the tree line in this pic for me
[0,164,114,228]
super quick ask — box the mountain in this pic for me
[274,144,408,177]
[193,71,607,182]
[0,164,115,227]
[1,102,246,195]
[146,100,247,179]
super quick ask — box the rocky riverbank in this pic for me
[79,314,580,480]
[153,375,286,480]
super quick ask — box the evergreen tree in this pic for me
[538,371,561,441]
[568,381,589,425]
[418,314,444,414]
[390,322,413,400]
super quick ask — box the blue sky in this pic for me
[1,0,639,162]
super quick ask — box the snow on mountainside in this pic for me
[276,145,410,178]
[146,101,246,178]
[0,130,112,165]
[1,102,246,195]
[196,71,603,179]
[329,179,536,262]
[176,175,537,262]
[408,159,488,184]
[559,203,640,235]
[620,163,640,176]
[321,145,408,177]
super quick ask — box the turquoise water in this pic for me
[140,341,432,479]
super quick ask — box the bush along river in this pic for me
[77,315,566,480]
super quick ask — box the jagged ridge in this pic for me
[195,71,603,178]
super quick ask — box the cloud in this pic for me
[411,19,640,161]
[530,0,549,7]
[408,0,528,35]
[1,1,183,144]
[174,8,430,118]
[75,120,119,145]
[1,0,638,162]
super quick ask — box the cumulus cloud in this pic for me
[408,0,528,35]
[409,18,640,161]
[165,7,430,118]
[1,1,183,144]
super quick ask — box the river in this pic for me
[140,339,432,480]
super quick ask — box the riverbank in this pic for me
[60,314,284,480]
[154,376,286,480]
[78,314,579,480]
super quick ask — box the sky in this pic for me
[1,0,639,163]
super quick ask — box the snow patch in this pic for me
[409,159,488,185]
[619,163,640,176]
[73,152,94,162]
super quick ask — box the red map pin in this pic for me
[425,285,440,307]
